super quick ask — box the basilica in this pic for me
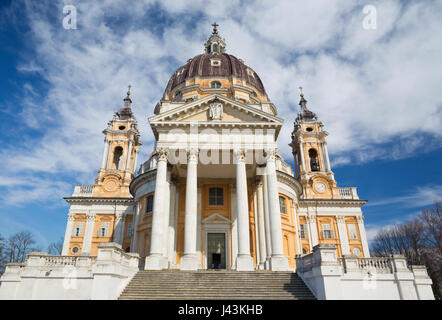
[62,24,370,272]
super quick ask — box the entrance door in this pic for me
[207,233,226,269]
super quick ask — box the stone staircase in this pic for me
[118,270,315,300]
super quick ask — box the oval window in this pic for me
[119,126,126,130]
[306,127,313,132]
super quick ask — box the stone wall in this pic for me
[0,243,139,300]
[295,244,435,300]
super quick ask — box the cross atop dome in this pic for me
[212,22,219,34]
[205,22,226,54]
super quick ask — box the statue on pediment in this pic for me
[209,102,223,120]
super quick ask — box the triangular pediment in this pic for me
[202,213,231,224]
[149,95,283,126]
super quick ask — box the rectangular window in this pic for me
[72,222,83,237]
[146,195,154,213]
[127,222,133,238]
[348,224,358,239]
[209,187,223,206]
[322,224,334,239]
[98,222,109,237]
[279,196,286,214]
[300,224,308,239]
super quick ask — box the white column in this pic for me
[293,204,302,255]
[62,213,75,255]
[307,214,319,247]
[262,173,272,268]
[167,183,177,266]
[113,213,123,244]
[132,149,139,174]
[101,138,110,169]
[82,212,95,254]
[131,204,139,252]
[266,150,289,271]
[230,185,238,267]
[125,140,133,171]
[256,181,267,269]
[253,189,260,268]
[162,172,171,259]
[235,149,254,271]
[357,216,370,257]
[299,142,306,173]
[336,216,350,255]
[180,148,200,270]
[323,142,332,172]
[145,148,169,270]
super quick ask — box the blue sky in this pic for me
[0,0,441,250]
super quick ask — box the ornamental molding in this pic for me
[276,170,303,198]
[299,199,367,208]
[64,197,134,205]
[129,169,157,196]
[149,94,283,127]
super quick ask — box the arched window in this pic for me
[209,187,223,206]
[211,81,221,89]
[113,146,123,170]
[302,248,307,254]
[279,196,287,214]
[308,148,320,172]
[213,44,218,53]
[146,194,154,214]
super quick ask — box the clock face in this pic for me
[315,182,326,193]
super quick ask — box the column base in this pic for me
[269,255,290,271]
[180,254,200,271]
[144,254,168,270]
[236,254,254,271]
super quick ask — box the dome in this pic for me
[162,24,268,103]
[164,53,267,97]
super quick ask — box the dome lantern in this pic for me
[204,22,226,54]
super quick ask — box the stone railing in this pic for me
[72,185,94,197]
[338,187,359,200]
[25,252,97,268]
[340,256,393,274]
[295,244,435,300]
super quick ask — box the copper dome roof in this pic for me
[163,52,267,97]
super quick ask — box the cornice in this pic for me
[276,170,303,197]
[129,169,157,196]
[64,197,134,204]
[299,198,367,208]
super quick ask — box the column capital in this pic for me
[156,147,169,162]
[86,213,96,221]
[336,215,346,224]
[115,212,124,221]
[68,213,76,221]
[233,148,246,162]
[187,148,199,162]
[356,215,364,223]
[265,148,277,162]
[307,214,317,223]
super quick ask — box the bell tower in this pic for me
[289,90,340,199]
[94,86,142,197]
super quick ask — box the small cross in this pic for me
[128,84,132,92]
[299,86,303,95]
[212,22,219,34]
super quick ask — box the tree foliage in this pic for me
[371,202,442,299]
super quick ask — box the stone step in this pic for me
[119,271,315,300]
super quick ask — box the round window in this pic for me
[119,126,126,130]
[72,247,79,253]
[353,248,360,256]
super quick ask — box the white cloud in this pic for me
[366,185,442,208]
[0,0,441,205]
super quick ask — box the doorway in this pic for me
[207,233,226,269]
